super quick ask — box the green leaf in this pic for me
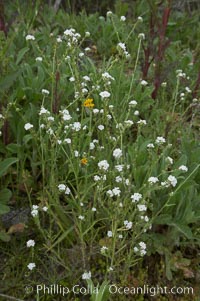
[171,223,193,239]
[0,203,10,215]
[153,214,173,225]
[0,188,12,204]
[96,281,110,301]
[0,157,19,177]
[16,47,30,65]
[23,134,33,144]
[86,279,110,301]
[0,71,20,91]
[0,232,10,242]
[165,252,173,281]
[6,143,21,154]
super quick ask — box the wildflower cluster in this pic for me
[9,10,197,287]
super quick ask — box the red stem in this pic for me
[0,1,7,36]
[152,5,171,99]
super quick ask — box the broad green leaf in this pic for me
[0,188,12,204]
[0,232,10,242]
[6,143,21,154]
[0,203,10,215]
[23,134,33,144]
[0,157,19,177]
[16,47,29,65]
[96,281,110,301]
[153,214,173,225]
[171,223,193,239]
[0,71,20,91]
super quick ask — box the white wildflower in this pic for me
[115,176,122,183]
[107,231,113,237]
[32,205,39,210]
[125,179,130,186]
[27,263,36,270]
[56,37,62,43]
[137,204,147,212]
[101,246,108,253]
[120,16,126,21]
[31,209,38,217]
[39,107,50,115]
[74,150,79,157]
[35,57,42,62]
[107,11,112,17]
[134,110,139,116]
[155,136,166,145]
[69,76,75,82]
[58,184,66,191]
[115,165,124,172]
[26,240,35,248]
[82,271,91,280]
[65,187,71,195]
[47,116,54,122]
[179,165,188,172]
[166,156,173,164]
[147,143,154,149]
[139,241,146,249]
[129,100,137,106]
[168,175,177,187]
[93,109,99,114]
[78,215,85,220]
[113,148,122,159]
[107,190,114,197]
[102,72,114,81]
[26,34,35,41]
[124,120,133,126]
[42,89,50,95]
[131,193,142,203]
[118,42,126,51]
[138,33,145,40]
[148,177,159,184]
[71,122,81,131]
[83,75,90,81]
[64,138,71,144]
[98,125,104,131]
[137,119,147,125]
[85,47,91,52]
[24,123,33,131]
[124,220,132,229]
[94,175,101,181]
[98,160,109,171]
[112,187,121,196]
[140,80,148,86]
[99,91,111,99]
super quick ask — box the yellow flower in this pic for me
[83,98,94,108]
[81,158,88,165]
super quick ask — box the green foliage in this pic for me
[86,279,110,301]
[0,158,18,241]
